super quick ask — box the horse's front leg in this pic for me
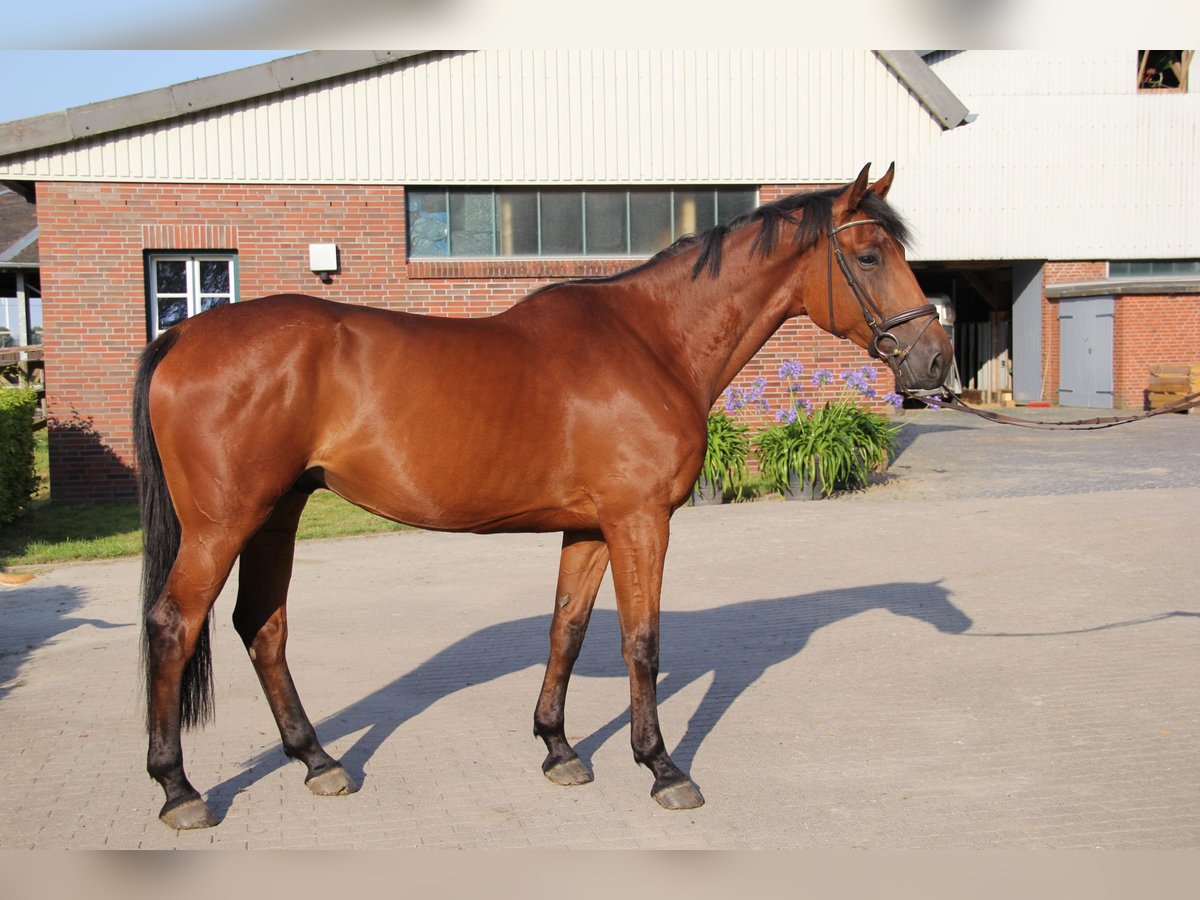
[605,510,704,810]
[534,529,610,786]
[145,531,241,830]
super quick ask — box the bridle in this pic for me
[826,218,943,397]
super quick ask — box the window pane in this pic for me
[200,296,230,312]
[408,191,449,257]
[155,260,187,294]
[1111,259,1200,278]
[497,191,539,255]
[717,189,758,225]
[449,190,495,256]
[158,298,188,331]
[0,297,15,346]
[199,260,230,294]
[584,191,627,255]
[27,295,43,345]
[629,191,673,254]
[673,191,715,238]
[540,192,583,255]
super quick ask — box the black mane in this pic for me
[524,186,911,300]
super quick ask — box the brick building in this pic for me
[0,50,1196,501]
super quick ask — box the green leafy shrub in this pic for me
[754,400,897,496]
[0,389,39,524]
[697,410,751,501]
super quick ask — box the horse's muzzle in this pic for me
[897,345,961,397]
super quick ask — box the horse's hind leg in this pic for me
[534,530,610,786]
[232,489,358,797]
[146,529,243,830]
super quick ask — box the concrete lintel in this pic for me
[1047,278,1200,299]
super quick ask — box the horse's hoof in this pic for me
[652,779,705,810]
[159,797,217,830]
[305,764,359,796]
[543,756,594,786]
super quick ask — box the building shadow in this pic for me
[47,410,138,504]
[0,584,131,703]
[205,581,971,817]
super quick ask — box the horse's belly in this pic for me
[320,466,599,535]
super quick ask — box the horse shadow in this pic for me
[0,584,131,703]
[889,421,975,463]
[206,580,969,816]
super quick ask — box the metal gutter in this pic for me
[874,50,972,130]
[0,50,431,160]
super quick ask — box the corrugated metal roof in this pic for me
[0,49,948,187]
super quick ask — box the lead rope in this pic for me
[929,389,1200,431]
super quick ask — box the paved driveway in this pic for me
[2,408,1198,848]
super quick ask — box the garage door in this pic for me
[1058,296,1113,409]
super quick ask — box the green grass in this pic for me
[0,432,408,568]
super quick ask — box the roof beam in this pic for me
[874,50,972,130]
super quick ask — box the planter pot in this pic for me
[782,468,826,501]
[689,475,725,506]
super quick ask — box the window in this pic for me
[407,187,759,259]
[147,253,237,337]
[1138,51,1192,91]
[0,271,41,346]
[1109,259,1200,278]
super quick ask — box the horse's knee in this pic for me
[621,627,659,673]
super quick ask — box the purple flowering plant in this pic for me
[723,361,902,497]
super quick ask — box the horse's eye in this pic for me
[857,253,879,267]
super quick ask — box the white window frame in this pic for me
[148,253,237,338]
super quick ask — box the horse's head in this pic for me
[817,164,954,396]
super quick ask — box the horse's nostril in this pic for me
[929,352,945,380]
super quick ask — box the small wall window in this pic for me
[1138,51,1192,91]
[147,253,237,337]
[1109,259,1200,278]
[407,187,758,259]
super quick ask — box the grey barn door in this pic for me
[1058,296,1114,409]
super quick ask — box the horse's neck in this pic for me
[619,231,814,410]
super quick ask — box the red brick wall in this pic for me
[1041,261,1200,409]
[37,180,885,502]
[1113,295,1200,409]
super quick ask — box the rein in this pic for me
[933,390,1200,431]
[827,217,1200,430]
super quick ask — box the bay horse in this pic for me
[134,163,952,829]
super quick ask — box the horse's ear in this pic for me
[839,163,872,213]
[870,162,896,199]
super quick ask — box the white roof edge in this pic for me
[0,50,435,160]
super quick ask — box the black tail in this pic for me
[134,329,214,730]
